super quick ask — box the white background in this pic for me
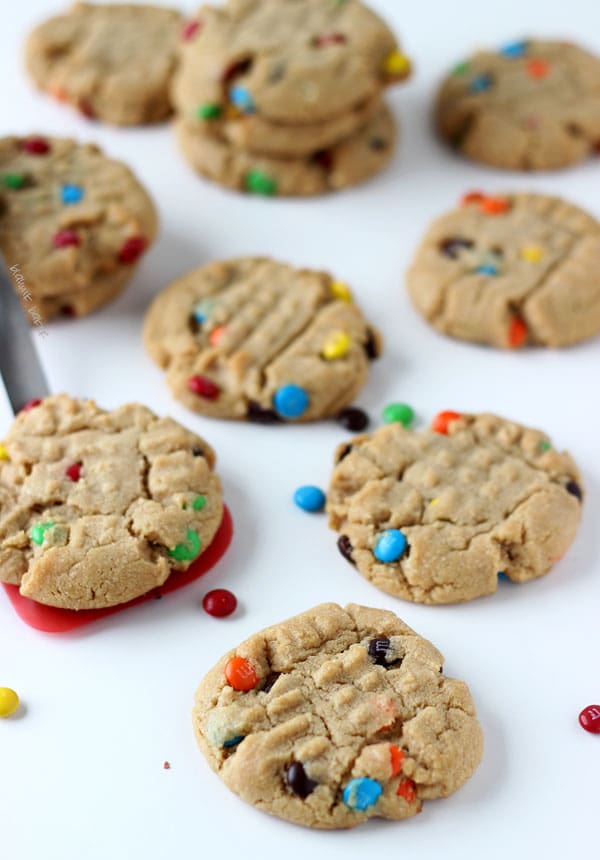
[1,1,599,857]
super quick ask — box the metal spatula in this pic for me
[0,265,50,412]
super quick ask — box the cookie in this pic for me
[193,602,483,829]
[327,412,583,604]
[0,135,157,321]
[143,256,382,422]
[173,0,409,126]
[26,3,183,125]
[406,192,600,348]
[0,395,223,610]
[175,103,396,196]
[177,89,383,158]
[435,39,600,170]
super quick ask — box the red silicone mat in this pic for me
[1,505,233,633]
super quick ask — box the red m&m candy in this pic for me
[579,705,600,734]
[188,375,220,400]
[202,588,237,618]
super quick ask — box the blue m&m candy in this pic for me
[374,529,407,563]
[499,40,529,58]
[61,183,84,204]
[273,384,309,420]
[342,777,382,811]
[475,264,499,276]
[469,73,493,93]
[294,485,325,513]
[229,85,256,114]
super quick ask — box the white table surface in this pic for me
[1,1,599,857]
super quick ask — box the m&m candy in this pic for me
[374,529,407,563]
[0,688,19,717]
[294,485,325,513]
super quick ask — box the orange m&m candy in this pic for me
[397,778,417,802]
[480,196,511,215]
[508,318,528,348]
[431,410,462,435]
[225,656,259,691]
[389,745,405,777]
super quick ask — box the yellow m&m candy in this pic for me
[322,331,351,361]
[330,280,353,303]
[0,688,19,718]
[384,50,411,78]
[0,444,9,461]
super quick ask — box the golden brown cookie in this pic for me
[143,256,382,422]
[193,602,483,829]
[406,191,600,348]
[175,103,396,196]
[173,0,409,125]
[327,412,583,604]
[0,395,223,610]
[0,135,157,322]
[26,2,183,125]
[435,39,600,170]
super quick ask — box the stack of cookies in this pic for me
[172,0,411,196]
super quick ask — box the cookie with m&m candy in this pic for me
[0,394,223,610]
[143,257,382,422]
[407,192,600,348]
[192,602,483,829]
[25,3,183,125]
[435,39,600,170]
[0,136,156,321]
[171,0,408,195]
[327,412,583,604]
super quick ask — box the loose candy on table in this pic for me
[374,529,407,563]
[579,705,600,734]
[202,588,237,618]
[382,402,414,427]
[0,688,19,717]
[336,407,369,432]
[293,485,326,513]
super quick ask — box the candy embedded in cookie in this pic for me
[435,38,600,170]
[0,394,224,610]
[327,412,583,604]
[193,603,483,829]
[407,192,600,348]
[0,136,157,322]
[143,257,383,422]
